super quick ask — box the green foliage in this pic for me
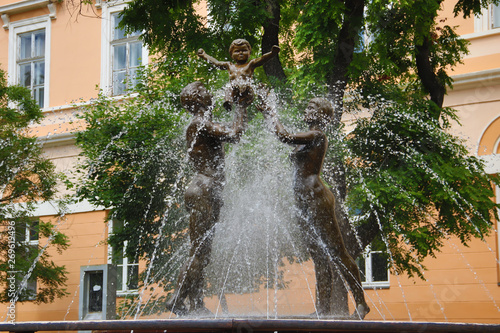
[346,94,498,277]
[0,68,69,303]
[454,0,500,18]
[120,0,209,54]
[121,0,271,62]
[361,0,469,95]
[75,60,190,257]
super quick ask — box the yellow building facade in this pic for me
[0,0,499,324]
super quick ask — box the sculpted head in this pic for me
[229,39,252,64]
[229,39,251,55]
[180,82,212,114]
[304,98,333,126]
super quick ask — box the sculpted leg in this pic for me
[165,264,189,316]
[311,193,369,319]
[166,179,219,316]
[336,249,370,319]
[299,217,334,317]
[310,247,333,316]
[186,214,215,314]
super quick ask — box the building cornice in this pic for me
[0,0,51,14]
[39,131,76,148]
[14,199,107,217]
[0,0,56,29]
[450,68,500,91]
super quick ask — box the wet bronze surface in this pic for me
[166,82,251,316]
[258,98,369,319]
[2,319,499,333]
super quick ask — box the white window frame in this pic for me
[358,245,390,289]
[22,220,40,247]
[8,15,51,109]
[17,220,39,299]
[107,221,139,295]
[100,2,148,96]
[492,4,500,29]
[474,4,500,33]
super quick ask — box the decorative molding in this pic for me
[47,2,56,19]
[95,0,131,9]
[0,0,50,14]
[450,68,500,91]
[0,0,56,29]
[1,13,9,29]
[36,199,107,216]
[9,199,107,218]
[461,28,500,41]
[39,132,76,148]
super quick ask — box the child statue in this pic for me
[198,39,279,111]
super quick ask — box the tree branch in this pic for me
[327,0,365,127]
[415,35,446,110]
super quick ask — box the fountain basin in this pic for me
[1,319,499,333]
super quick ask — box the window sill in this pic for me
[362,283,390,290]
[461,28,500,41]
[117,290,139,297]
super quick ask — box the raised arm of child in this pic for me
[198,48,230,70]
[249,45,280,69]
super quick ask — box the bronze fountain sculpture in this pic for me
[167,40,369,319]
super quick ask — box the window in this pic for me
[16,221,39,299]
[110,13,143,96]
[357,243,390,288]
[493,4,500,29]
[8,16,51,108]
[17,29,46,107]
[108,221,139,294]
[101,3,147,96]
[112,245,139,292]
[474,4,500,33]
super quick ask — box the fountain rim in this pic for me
[1,319,499,333]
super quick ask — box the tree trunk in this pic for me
[327,0,365,125]
[262,0,287,82]
[415,36,446,111]
[326,0,365,317]
[326,0,365,249]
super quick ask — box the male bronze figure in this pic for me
[258,98,370,319]
[166,82,251,316]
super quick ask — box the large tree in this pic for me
[75,0,499,316]
[0,68,69,304]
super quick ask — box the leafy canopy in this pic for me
[0,68,69,304]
